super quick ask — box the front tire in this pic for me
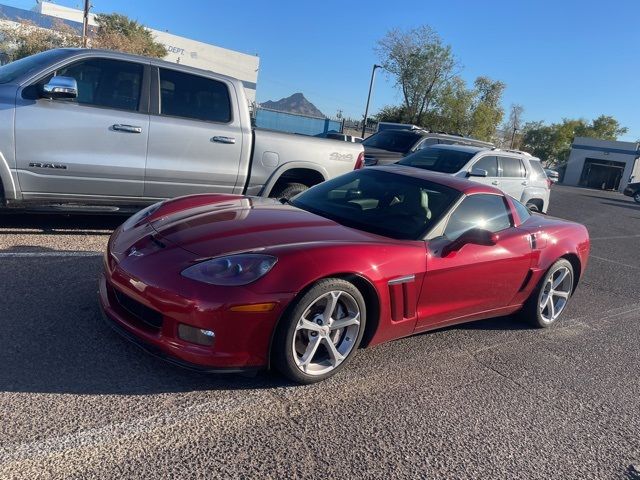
[520,259,574,328]
[634,192,640,204]
[272,278,366,384]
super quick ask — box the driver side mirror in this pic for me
[468,168,488,178]
[42,76,78,100]
[442,228,497,256]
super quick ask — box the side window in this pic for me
[528,159,546,180]
[444,194,512,240]
[56,58,143,111]
[472,156,498,176]
[417,138,439,150]
[512,198,531,221]
[500,157,526,178]
[159,68,231,123]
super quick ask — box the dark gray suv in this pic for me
[362,128,493,166]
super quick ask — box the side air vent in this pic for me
[388,275,417,322]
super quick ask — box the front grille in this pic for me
[113,288,163,331]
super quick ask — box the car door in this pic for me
[415,193,532,330]
[498,156,528,202]
[143,67,243,199]
[15,57,149,198]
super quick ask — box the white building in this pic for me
[1,2,259,101]
[563,137,640,192]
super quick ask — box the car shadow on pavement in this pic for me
[0,253,289,395]
[0,212,128,234]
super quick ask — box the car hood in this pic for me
[363,146,405,166]
[148,195,393,257]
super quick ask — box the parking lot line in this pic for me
[590,254,640,270]
[0,252,101,258]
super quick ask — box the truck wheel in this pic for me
[526,201,540,213]
[271,182,308,200]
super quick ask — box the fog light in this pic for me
[178,324,215,346]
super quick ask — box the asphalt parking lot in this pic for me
[1,185,639,479]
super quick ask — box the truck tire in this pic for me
[270,182,308,200]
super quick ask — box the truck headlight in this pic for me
[181,254,277,286]
[122,202,163,231]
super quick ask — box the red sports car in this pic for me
[99,166,590,384]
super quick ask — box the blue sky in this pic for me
[5,0,639,140]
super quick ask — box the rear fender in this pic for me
[260,162,329,197]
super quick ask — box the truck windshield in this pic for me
[362,130,421,153]
[398,146,477,174]
[0,50,69,84]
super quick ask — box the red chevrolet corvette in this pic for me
[100,166,589,383]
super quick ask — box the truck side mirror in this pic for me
[42,76,78,100]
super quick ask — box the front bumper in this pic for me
[99,297,257,374]
[99,230,295,370]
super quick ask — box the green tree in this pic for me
[521,116,628,165]
[469,77,505,141]
[0,20,81,61]
[0,13,166,62]
[426,76,474,134]
[94,13,166,58]
[376,26,456,125]
[374,104,410,123]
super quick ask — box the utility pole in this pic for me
[82,0,90,48]
[362,64,381,138]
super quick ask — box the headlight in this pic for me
[122,202,163,231]
[181,254,277,286]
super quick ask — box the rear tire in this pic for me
[270,182,308,201]
[526,201,540,213]
[272,278,366,384]
[519,259,574,328]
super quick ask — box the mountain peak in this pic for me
[260,93,325,118]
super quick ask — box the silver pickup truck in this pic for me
[0,49,363,211]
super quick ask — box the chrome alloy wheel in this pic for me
[539,266,573,323]
[292,290,361,376]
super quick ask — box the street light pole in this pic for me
[82,0,90,48]
[362,64,381,138]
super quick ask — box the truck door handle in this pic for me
[211,136,236,144]
[491,180,499,185]
[112,124,142,134]
[521,181,529,186]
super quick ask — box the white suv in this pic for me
[397,144,551,212]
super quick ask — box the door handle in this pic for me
[491,180,499,185]
[112,124,142,134]
[521,181,529,186]
[211,136,236,144]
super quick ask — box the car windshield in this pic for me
[0,50,69,84]
[397,146,477,174]
[291,169,460,240]
[362,130,421,153]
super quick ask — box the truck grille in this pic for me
[113,288,163,331]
